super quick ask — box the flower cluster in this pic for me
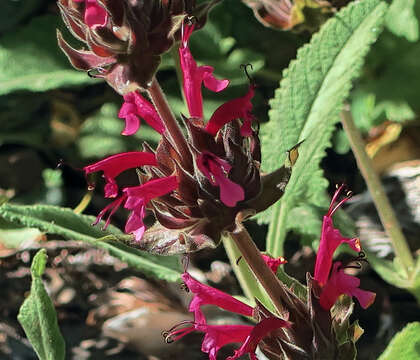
[57,0,215,93]
[78,16,268,254]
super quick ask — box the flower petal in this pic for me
[123,176,178,207]
[319,262,376,310]
[206,85,255,136]
[196,152,244,207]
[261,254,287,273]
[84,152,157,198]
[182,272,253,324]
[119,91,165,135]
[84,0,108,28]
[314,216,361,285]
[179,23,229,118]
[200,324,254,360]
[227,317,291,360]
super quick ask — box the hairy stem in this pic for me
[341,108,414,275]
[230,214,306,318]
[148,77,192,166]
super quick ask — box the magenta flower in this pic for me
[84,152,157,198]
[206,85,256,137]
[179,22,229,118]
[319,262,376,310]
[92,176,178,242]
[182,272,253,323]
[314,185,361,286]
[196,151,245,207]
[118,91,165,135]
[72,0,108,28]
[261,254,287,273]
[164,272,290,360]
[123,176,178,242]
[313,185,375,311]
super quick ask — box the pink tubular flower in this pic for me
[261,254,287,273]
[206,85,256,137]
[314,185,361,286]
[319,262,376,310]
[92,176,178,242]
[196,152,245,207]
[84,152,157,198]
[179,22,229,118]
[182,272,253,323]
[118,91,165,135]
[123,176,179,242]
[164,272,290,360]
[73,0,108,28]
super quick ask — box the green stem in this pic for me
[341,109,414,275]
[267,201,288,257]
[222,236,274,311]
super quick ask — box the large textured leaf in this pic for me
[386,0,419,42]
[0,15,91,95]
[259,0,388,256]
[17,249,66,360]
[0,203,181,282]
[378,322,420,360]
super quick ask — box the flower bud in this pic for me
[57,0,217,93]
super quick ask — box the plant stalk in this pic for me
[341,108,414,275]
[230,214,306,318]
[148,77,192,166]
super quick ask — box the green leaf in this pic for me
[259,0,388,255]
[17,249,66,360]
[378,322,420,360]
[386,0,419,42]
[0,15,91,95]
[367,251,420,303]
[0,203,181,282]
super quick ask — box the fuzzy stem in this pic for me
[230,215,306,318]
[341,108,414,275]
[267,201,288,257]
[148,77,192,166]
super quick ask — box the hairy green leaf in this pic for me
[0,203,181,282]
[386,0,419,42]
[259,0,388,255]
[0,15,91,95]
[378,322,420,360]
[17,249,66,360]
